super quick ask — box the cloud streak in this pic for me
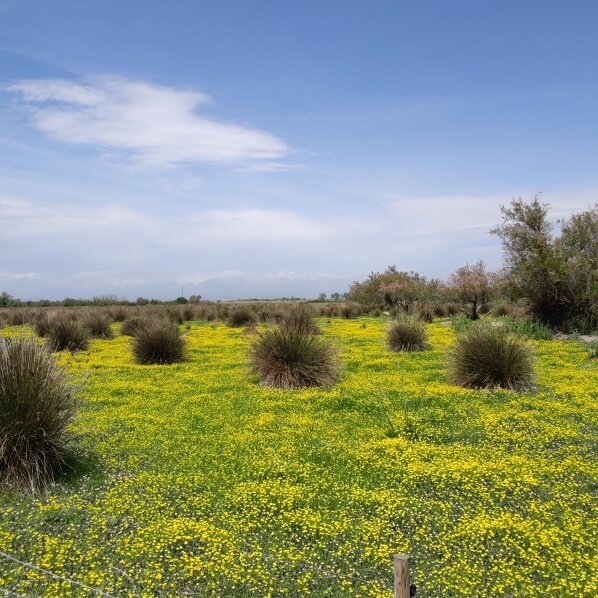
[6,76,291,168]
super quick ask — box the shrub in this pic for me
[182,306,195,322]
[0,337,78,490]
[586,340,598,359]
[500,316,552,340]
[228,305,256,328]
[166,308,184,325]
[132,320,185,365]
[250,324,339,389]
[387,318,428,352]
[83,310,114,339]
[46,316,90,352]
[121,314,147,337]
[451,314,474,332]
[478,302,491,315]
[448,325,534,391]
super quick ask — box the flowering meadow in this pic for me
[0,318,596,596]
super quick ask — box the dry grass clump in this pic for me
[120,314,148,337]
[492,303,512,317]
[132,320,185,365]
[250,324,339,389]
[32,311,56,338]
[83,310,114,339]
[228,305,256,328]
[448,325,534,391]
[281,304,320,334]
[415,304,435,322]
[387,318,428,352]
[46,315,90,352]
[0,337,78,490]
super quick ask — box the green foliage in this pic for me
[492,196,597,332]
[0,337,78,490]
[250,324,339,388]
[585,340,598,359]
[47,315,90,352]
[448,324,535,391]
[132,320,186,365]
[387,317,428,352]
[499,316,553,340]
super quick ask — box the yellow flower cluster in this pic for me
[0,319,596,596]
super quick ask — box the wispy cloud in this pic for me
[5,75,291,169]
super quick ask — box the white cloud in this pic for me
[6,76,291,168]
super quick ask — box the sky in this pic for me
[1,1,598,301]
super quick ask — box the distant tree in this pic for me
[330,292,341,302]
[175,296,188,304]
[317,293,327,302]
[449,260,490,320]
[136,297,149,305]
[189,294,202,304]
[491,195,597,331]
[0,292,14,308]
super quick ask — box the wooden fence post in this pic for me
[393,553,411,598]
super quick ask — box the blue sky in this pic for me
[1,1,597,300]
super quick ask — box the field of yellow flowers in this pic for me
[1,318,596,596]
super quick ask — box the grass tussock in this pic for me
[132,320,186,365]
[228,306,256,328]
[46,316,90,352]
[448,324,534,391]
[0,337,78,490]
[387,318,428,352]
[250,324,339,389]
[83,310,114,339]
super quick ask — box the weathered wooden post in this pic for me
[393,553,411,598]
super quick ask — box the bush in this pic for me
[451,314,474,332]
[228,305,256,328]
[0,337,78,490]
[477,302,491,315]
[448,325,534,391]
[250,324,339,389]
[586,340,598,359]
[500,316,552,340]
[121,314,147,337]
[166,308,184,325]
[387,318,428,352]
[83,310,114,339]
[132,320,185,365]
[182,306,195,322]
[46,316,90,352]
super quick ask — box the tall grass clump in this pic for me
[228,305,256,328]
[83,310,114,339]
[121,314,147,337]
[250,324,339,389]
[46,315,90,352]
[282,304,320,334]
[132,320,185,365]
[32,311,55,338]
[0,337,78,490]
[387,317,428,352]
[448,325,534,391]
